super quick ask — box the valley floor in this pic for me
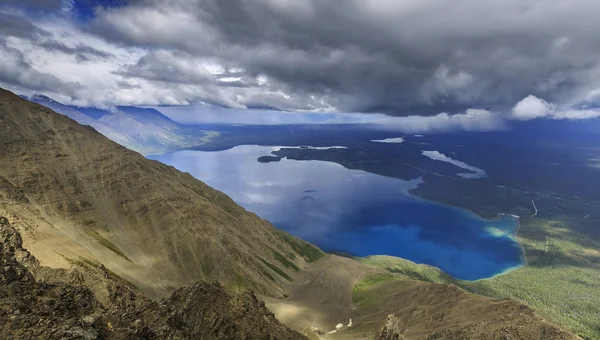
[263,254,577,340]
[263,255,384,338]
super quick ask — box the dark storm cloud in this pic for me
[116,50,258,87]
[1,0,63,10]
[89,0,600,114]
[37,39,114,62]
[0,44,81,95]
[115,51,215,84]
[2,0,600,114]
[0,11,111,63]
[0,12,50,38]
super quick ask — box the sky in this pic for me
[2,0,600,130]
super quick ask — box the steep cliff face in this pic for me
[0,217,306,339]
[0,88,322,301]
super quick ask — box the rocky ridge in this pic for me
[0,216,306,339]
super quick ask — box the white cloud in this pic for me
[0,43,77,95]
[97,5,215,49]
[380,109,506,133]
[159,104,506,133]
[420,65,475,103]
[371,137,405,144]
[512,95,555,120]
[512,94,600,120]
[551,108,600,120]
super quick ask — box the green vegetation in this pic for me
[259,258,293,282]
[460,266,600,339]
[363,215,600,340]
[271,248,300,272]
[362,256,454,284]
[86,230,132,263]
[199,254,216,277]
[261,269,276,282]
[460,216,600,340]
[66,257,136,288]
[278,231,324,263]
[328,251,356,259]
[225,274,248,293]
[287,251,297,260]
[352,273,397,307]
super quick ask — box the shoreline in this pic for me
[512,213,529,267]
[468,214,528,283]
[154,145,531,282]
[401,193,530,282]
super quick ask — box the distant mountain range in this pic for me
[26,95,218,155]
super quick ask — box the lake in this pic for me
[149,145,524,280]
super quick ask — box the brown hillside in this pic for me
[0,88,322,301]
[264,255,578,339]
[356,279,578,340]
[0,217,306,339]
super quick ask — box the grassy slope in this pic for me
[347,271,577,340]
[363,213,600,339]
[462,215,600,340]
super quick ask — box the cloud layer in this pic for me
[2,0,600,117]
[159,104,506,133]
[512,95,600,120]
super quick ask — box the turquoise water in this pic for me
[149,145,524,280]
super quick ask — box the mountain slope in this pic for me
[116,106,181,130]
[27,95,141,151]
[261,255,578,340]
[0,217,306,340]
[27,95,218,155]
[0,88,322,300]
[353,276,577,340]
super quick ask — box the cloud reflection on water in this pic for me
[150,145,523,280]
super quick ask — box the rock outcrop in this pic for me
[376,315,405,340]
[0,217,306,339]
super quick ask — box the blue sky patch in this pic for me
[69,0,128,20]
